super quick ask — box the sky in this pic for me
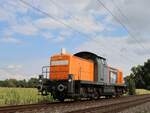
[0,0,150,80]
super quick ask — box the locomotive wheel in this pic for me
[93,89,99,100]
[115,93,121,98]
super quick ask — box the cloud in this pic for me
[31,0,92,17]
[34,18,66,30]
[11,23,38,36]
[106,0,150,40]
[1,36,21,44]
[0,64,25,80]
[1,0,150,39]
[67,15,104,34]
[0,0,109,46]
[0,64,39,80]
[1,0,106,39]
[34,14,105,35]
[7,64,22,70]
[0,8,12,21]
[41,32,54,40]
[41,30,73,42]
[53,30,72,42]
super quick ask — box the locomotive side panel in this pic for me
[70,56,94,81]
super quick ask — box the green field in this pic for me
[0,87,53,106]
[0,87,150,106]
[136,89,150,95]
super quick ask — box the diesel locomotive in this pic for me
[38,49,127,101]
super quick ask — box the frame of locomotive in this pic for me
[38,52,127,101]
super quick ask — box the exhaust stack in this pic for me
[61,48,66,54]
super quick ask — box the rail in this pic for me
[0,94,149,113]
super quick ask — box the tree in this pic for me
[27,78,38,88]
[5,79,18,87]
[125,75,136,95]
[127,59,150,90]
[131,65,145,88]
[143,59,150,89]
[0,77,39,88]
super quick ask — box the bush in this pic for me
[128,78,136,95]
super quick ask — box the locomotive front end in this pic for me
[37,53,74,101]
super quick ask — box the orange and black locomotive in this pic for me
[38,49,126,101]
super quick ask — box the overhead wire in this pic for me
[111,0,129,23]
[19,0,137,64]
[111,0,146,50]
[19,0,91,39]
[97,0,146,50]
[19,0,107,55]
[110,0,148,60]
[47,0,138,64]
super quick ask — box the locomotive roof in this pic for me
[74,51,106,61]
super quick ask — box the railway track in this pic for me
[0,103,51,113]
[67,95,150,113]
[0,94,149,113]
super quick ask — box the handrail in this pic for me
[42,66,50,78]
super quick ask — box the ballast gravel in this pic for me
[119,102,150,113]
[15,95,150,113]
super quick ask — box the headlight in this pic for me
[68,74,73,82]
[39,79,42,83]
[68,79,72,82]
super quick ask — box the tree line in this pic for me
[125,59,150,95]
[0,78,39,88]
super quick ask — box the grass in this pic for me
[0,87,53,106]
[136,89,150,95]
[1,88,149,106]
